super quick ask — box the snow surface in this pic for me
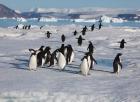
[0,25,140,101]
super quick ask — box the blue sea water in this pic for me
[0,18,140,28]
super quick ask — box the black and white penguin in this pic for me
[61,34,66,42]
[28,49,39,71]
[65,44,74,64]
[45,31,52,38]
[57,51,66,70]
[118,39,126,49]
[87,41,95,53]
[91,24,95,31]
[80,56,89,76]
[49,49,58,67]
[44,46,51,65]
[37,46,45,67]
[113,53,122,74]
[98,22,102,30]
[73,30,78,36]
[85,52,97,70]
[76,35,85,46]
[81,29,86,36]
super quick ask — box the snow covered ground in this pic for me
[0,25,140,102]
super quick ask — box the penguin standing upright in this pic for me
[49,49,58,67]
[91,24,95,31]
[28,49,39,71]
[45,31,52,38]
[113,53,122,74]
[118,39,126,49]
[73,30,78,36]
[44,46,51,65]
[61,34,66,42]
[37,46,45,67]
[76,35,85,46]
[98,22,102,30]
[65,44,74,64]
[59,44,66,55]
[80,56,89,76]
[87,41,95,53]
[57,51,66,70]
[85,52,97,70]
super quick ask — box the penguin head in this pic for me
[117,53,122,56]
[39,46,44,51]
[29,49,37,55]
[44,46,51,51]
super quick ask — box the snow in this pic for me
[0,25,140,101]
[39,17,58,22]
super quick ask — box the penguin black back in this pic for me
[61,34,65,42]
[113,53,122,73]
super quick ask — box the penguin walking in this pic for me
[45,31,52,38]
[85,52,97,70]
[37,46,45,67]
[49,49,58,67]
[81,29,86,36]
[118,39,126,49]
[98,22,102,30]
[91,24,95,31]
[76,35,85,46]
[65,45,74,64]
[61,34,66,42]
[73,30,78,36]
[113,53,122,74]
[44,46,51,65]
[80,56,89,76]
[28,49,39,71]
[87,41,95,53]
[57,51,66,70]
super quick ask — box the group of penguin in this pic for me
[28,22,126,76]
[28,44,74,71]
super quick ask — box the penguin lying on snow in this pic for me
[28,49,40,71]
[113,53,122,74]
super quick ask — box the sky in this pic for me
[0,0,139,12]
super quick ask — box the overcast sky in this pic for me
[0,0,139,11]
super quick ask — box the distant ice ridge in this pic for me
[16,17,27,22]
[39,17,58,22]
[101,15,125,23]
[73,19,97,23]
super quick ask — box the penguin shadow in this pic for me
[95,58,113,73]
[47,66,80,74]
[9,58,29,70]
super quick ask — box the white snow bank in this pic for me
[39,17,58,22]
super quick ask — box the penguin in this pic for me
[118,39,126,49]
[113,53,122,74]
[80,56,89,76]
[28,49,39,71]
[64,44,74,64]
[59,44,66,55]
[87,41,95,53]
[91,24,95,31]
[61,34,66,42]
[76,35,85,46]
[57,51,66,70]
[98,22,102,30]
[48,49,58,67]
[44,46,51,65]
[45,31,52,38]
[85,52,97,70]
[37,46,45,67]
[81,29,86,36]
[73,30,78,36]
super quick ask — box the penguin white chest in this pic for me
[58,52,66,70]
[80,58,89,76]
[29,55,37,70]
[117,64,121,73]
